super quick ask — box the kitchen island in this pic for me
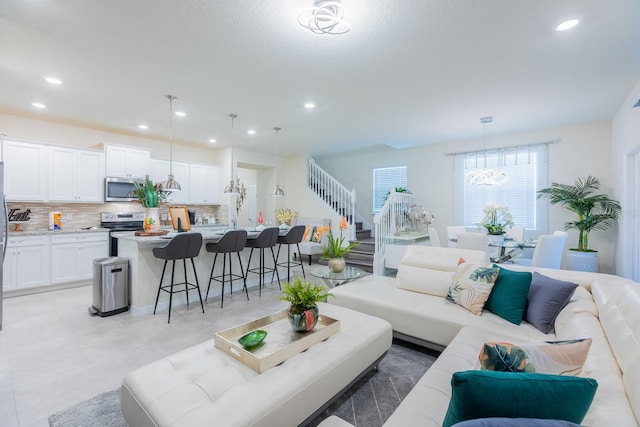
[114,228,292,315]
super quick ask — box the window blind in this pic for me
[373,166,407,212]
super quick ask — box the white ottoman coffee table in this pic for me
[121,303,393,427]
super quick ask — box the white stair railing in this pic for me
[373,189,415,275]
[307,158,356,240]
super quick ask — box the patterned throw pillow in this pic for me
[302,225,312,241]
[446,262,499,315]
[310,225,330,243]
[479,338,592,376]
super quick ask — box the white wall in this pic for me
[312,120,616,273]
[611,79,640,278]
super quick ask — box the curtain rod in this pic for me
[445,138,560,156]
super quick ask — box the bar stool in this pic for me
[152,232,205,323]
[245,227,281,296]
[205,229,248,308]
[272,225,306,283]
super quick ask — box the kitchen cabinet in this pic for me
[50,232,109,284]
[189,164,219,204]
[3,235,50,290]
[105,145,150,179]
[48,147,105,202]
[3,140,48,201]
[150,159,190,204]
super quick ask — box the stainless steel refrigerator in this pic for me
[1,162,5,330]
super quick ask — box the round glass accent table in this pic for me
[310,266,367,288]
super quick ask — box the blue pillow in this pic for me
[442,370,597,427]
[525,273,578,333]
[451,418,582,427]
[484,265,532,324]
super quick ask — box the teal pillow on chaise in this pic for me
[442,370,597,427]
[484,265,532,324]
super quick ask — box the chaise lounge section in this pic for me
[321,245,640,426]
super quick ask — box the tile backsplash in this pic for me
[6,202,227,232]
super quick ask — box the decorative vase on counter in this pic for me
[288,305,319,332]
[144,208,160,232]
[328,257,346,273]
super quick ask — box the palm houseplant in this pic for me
[279,277,333,332]
[321,216,360,273]
[537,176,621,271]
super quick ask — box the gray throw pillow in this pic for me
[451,418,582,427]
[524,272,578,334]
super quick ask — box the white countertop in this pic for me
[8,227,111,237]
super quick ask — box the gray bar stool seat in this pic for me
[205,229,248,308]
[272,225,306,283]
[245,227,281,296]
[152,232,205,323]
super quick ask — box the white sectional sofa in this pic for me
[320,245,640,427]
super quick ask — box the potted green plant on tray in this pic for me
[134,175,168,232]
[279,277,332,332]
[537,176,621,271]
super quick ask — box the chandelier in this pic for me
[465,116,507,186]
[298,0,350,35]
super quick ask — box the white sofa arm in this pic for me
[317,415,355,427]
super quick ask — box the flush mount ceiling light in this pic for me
[162,95,181,192]
[224,113,241,195]
[304,102,315,109]
[556,19,579,31]
[272,126,285,197]
[44,76,62,85]
[31,102,46,109]
[138,124,148,130]
[465,116,507,186]
[298,0,350,35]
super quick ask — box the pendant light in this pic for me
[466,116,507,186]
[272,126,285,197]
[162,94,181,192]
[224,113,240,195]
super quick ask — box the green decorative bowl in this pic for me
[238,330,267,349]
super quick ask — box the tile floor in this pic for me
[0,277,294,427]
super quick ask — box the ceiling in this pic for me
[1,0,639,156]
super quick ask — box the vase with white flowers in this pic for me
[478,203,514,235]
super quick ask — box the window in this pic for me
[453,145,548,234]
[373,166,407,212]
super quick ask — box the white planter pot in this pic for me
[565,250,599,272]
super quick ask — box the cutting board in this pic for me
[134,230,170,236]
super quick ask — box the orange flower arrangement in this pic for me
[321,216,360,258]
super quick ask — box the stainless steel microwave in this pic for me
[104,177,141,202]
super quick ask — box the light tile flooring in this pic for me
[0,276,296,427]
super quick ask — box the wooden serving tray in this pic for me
[134,230,169,236]
[214,309,340,373]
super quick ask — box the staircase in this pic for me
[344,222,375,273]
[307,158,376,272]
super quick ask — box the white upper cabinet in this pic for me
[3,140,48,201]
[150,159,190,204]
[105,145,150,179]
[48,147,105,202]
[189,164,219,205]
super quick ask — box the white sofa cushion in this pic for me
[395,246,489,297]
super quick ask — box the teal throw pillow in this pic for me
[441,370,598,427]
[484,265,532,324]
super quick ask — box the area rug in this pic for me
[49,340,439,427]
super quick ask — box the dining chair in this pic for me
[505,226,525,242]
[428,228,442,247]
[514,231,567,269]
[456,232,490,263]
[446,226,467,248]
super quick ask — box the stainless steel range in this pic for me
[101,212,146,256]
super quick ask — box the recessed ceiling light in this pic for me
[209,138,217,143]
[138,124,148,130]
[31,102,46,109]
[247,130,256,135]
[556,19,579,31]
[175,111,186,117]
[304,102,315,109]
[44,76,62,85]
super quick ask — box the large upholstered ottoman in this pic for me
[121,303,393,427]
